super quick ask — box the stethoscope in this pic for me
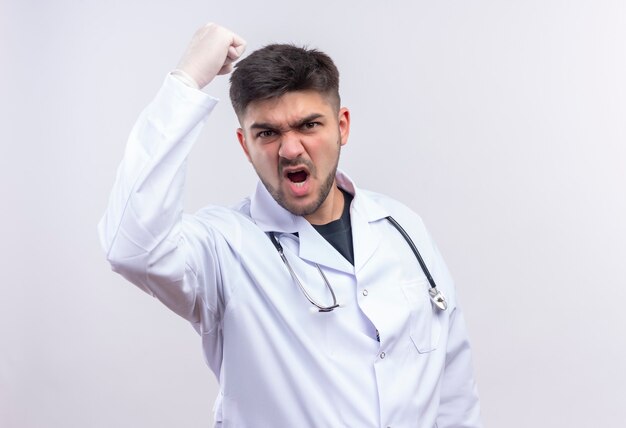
[269,216,448,312]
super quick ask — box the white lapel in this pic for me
[336,173,389,274]
[249,181,299,234]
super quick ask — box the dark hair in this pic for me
[229,44,340,117]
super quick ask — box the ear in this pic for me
[236,128,252,162]
[337,107,350,146]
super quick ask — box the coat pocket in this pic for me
[400,279,441,353]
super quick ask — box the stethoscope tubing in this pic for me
[385,216,437,292]
[269,216,447,312]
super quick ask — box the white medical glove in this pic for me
[176,23,246,89]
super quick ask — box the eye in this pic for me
[301,121,321,131]
[256,130,276,139]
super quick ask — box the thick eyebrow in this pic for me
[249,121,278,131]
[290,113,324,129]
[249,113,325,131]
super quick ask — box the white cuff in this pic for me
[170,69,200,90]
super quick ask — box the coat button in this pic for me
[362,289,369,296]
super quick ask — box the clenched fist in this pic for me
[177,23,246,89]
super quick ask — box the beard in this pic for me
[256,139,341,217]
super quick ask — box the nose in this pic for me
[278,130,305,160]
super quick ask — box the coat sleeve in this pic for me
[436,305,483,427]
[97,74,223,325]
[432,245,483,428]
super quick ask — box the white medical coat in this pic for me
[98,75,482,428]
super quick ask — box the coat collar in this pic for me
[249,170,389,273]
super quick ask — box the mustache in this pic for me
[279,157,314,174]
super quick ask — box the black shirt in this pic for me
[312,189,355,265]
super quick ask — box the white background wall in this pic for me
[2,0,625,426]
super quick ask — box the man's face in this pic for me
[236,90,350,223]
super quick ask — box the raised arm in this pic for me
[176,23,246,89]
[98,23,245,322]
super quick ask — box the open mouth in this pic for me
[287,170,308,183]
[284,167,310,189]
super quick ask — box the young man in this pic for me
[99,23,482,427]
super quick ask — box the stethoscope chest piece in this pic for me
[429,287,448,311]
